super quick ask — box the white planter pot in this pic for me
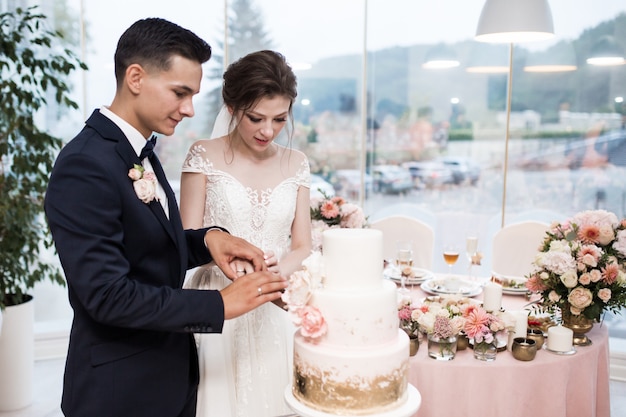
[0,296,34,411]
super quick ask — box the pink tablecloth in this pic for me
[408,287,611,417]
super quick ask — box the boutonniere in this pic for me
[128,164,158,203]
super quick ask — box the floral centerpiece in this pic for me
[281,252,327,341]
[412,296,468,360]
[398,299,420,338]
[525,209,626,323]
[310,193,367,251]
[463,305,515,361]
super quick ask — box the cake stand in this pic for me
[284,384,421,417]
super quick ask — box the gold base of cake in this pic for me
[284,384,421,417]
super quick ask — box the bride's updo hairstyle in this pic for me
[221,50,298,134]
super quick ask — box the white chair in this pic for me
[491,220,550,278]
[370,215,435,270]
[369,203,437,228]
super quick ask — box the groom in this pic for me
[44,18,287,417]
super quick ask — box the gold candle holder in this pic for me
[526,328,545,350]
[511,337,537,361]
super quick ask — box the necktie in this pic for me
[139,135,157,160]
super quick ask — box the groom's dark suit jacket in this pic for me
[45,110,224,416]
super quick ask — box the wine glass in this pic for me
[395,241,413,300]
[442,244,460,278]
[465,234,479,280]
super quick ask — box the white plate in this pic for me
[384,266,434,284]
[491,273,529,295]
[420,277,482,297]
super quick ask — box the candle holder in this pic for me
[526,328,545,350]
[511,337,537,361]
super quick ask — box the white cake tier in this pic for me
[322,228,383,291]
[310,279,399,347]
[293,329,410,415]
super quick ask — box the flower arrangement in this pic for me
[310,193,367,251]
[398,299,420,338]
[128,164,158,203]
[525,209,626,322]
[413,296,470,339]
[281,252,327,341]
[463,305,512,345]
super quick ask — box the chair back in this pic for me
[370,215,435,270]
[491,220,549,278]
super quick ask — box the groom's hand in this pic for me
[203,229,267,280]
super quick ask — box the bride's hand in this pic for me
[229,260,254,280]
[263,250,280,275]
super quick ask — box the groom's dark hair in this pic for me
[114,18,212,86]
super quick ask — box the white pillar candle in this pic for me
[547,325,573,352]
[511,310,528,339]
[482,282,502,312]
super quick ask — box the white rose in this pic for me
[133,179,156,203]
[597,225,615,246]
[549,240,571,254]
[302,251,324,288]
[560,270,579,288]
[548,290,561,302]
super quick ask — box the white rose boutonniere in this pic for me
[128,164,158,203]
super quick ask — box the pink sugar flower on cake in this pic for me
[297,306,327,340]
[283,252,328,341]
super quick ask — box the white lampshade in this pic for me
[586,36,626,66]
[475,0,555,44]
[422,44,460,69]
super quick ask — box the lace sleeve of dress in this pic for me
[181,143,211,173]
[295,155,311,189]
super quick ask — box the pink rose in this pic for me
[128,167,143,181]
[578,273,591,285]
[133,178,156,203]
[298,306,327,340]
[567,287,593,310]
[597,288,611,303]
[142,171,157,181]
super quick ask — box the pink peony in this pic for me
[339,203,366,228]
[298,306,327,340]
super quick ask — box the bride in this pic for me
[179,50,311,417]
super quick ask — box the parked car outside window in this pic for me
[401,160,455,189]
[371,164,414,194]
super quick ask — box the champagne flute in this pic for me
[442,244,460,278]
[465,235,478,281]
[395,241,413,300]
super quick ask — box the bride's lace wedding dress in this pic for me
[181,143,310,417]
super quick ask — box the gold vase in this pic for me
[561,306,594,346]
[409,336,419,356]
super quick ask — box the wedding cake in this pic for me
[284,228,410,416]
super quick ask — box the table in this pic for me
[407,284,611,417]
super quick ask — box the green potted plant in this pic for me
[0,6,85,410]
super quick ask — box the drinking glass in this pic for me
[395,241,413,300]
[442,244,460,277]
[465,235,479,280]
